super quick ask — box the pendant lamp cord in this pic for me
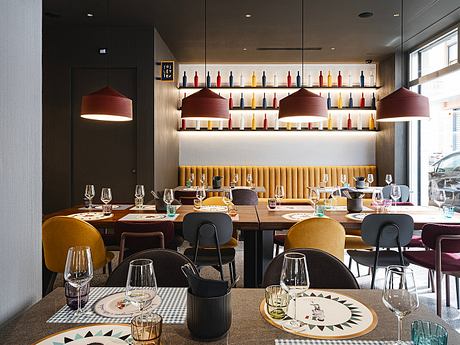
[301,0,304,85]
[204,0,207,83]
[400,0,404,87]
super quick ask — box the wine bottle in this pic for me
[287,71,292,87]
[348,92,353,108]
[195,120,201,131]
[273,93,278,109]
[228,114,233,130]
[263,114,268,130]
[181,119,186,130]
[338,71,342,87]
[348,72,352,87]
[229,93,234,109]
[182,71,187,87]
[229,71,234,87]
[207,120,212,130]
[327,92,331,109]
[347,113,352,130]
[240,93,244,109]
[251,71,257,87]
[274,118,279,130]
[287,122,292,130]
[338,92,343,109]
[262,71,267,87]
[369,71,375,86]
[318,120,323,130]
[369,113,375,130]
[194,71,199,87]
[360,92,365,108]
[307,73,312,87]
[273,73,278,87]
[251,92,256,109]
[371,92,376,109]
[251,113,256,130]
[298,123,303,130]
[240,114,245,130]
[307,122,312,130]
[327,70,332,87]
[360,71,364,87]
[327,113,333,130]
[337,114,343,130]
[262,93,267,109]
[206,72,211,88]
[240,73,245,87]
[319,71,323,87]
[296,71,301,87]
[216,71,221,87]
[357,113,362,130]
[218,120,223,130]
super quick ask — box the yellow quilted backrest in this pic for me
[179,165,377,198]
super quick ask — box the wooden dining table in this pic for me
[1,287,459,344]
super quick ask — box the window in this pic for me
[448,43,458,65]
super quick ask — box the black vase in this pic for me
[187,289,232,341]
[347,198,363,213]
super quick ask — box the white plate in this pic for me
[93,205,120,210]
[281,213,329,221]
[194,205,228,212]
[67,212,113,221]
[33,324,132,344]
[94,291,161,318]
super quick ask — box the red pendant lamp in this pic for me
[181,0,229,121]
[376,0,429,122]
[278,0,327,123]
[81,86,133,122]
[80,0,133,122]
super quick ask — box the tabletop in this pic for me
[1,288,458,345]
[175,185,266,193]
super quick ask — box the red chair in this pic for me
[404,224,460,316]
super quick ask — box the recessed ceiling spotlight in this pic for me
[87,13,94,17]
[331,47,336,50]
[393,12,400,17]
[244,13,252,18]
[358,12,373,18]
[243,48,247,51]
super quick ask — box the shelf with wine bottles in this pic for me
[177,106,376,112]
[178,86,379,91]
[179,127,378,132]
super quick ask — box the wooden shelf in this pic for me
[178,106,376,112]
[179,86,379,90]
[179,128,378,132]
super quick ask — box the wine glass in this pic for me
[135,185,145,209]
[274,185,285,207]
[233,173,239,186]
[163,188,174,205]
[367,174,374,186]
[385,174,393,185]
[280,252,310,330]
[247,173,253,188]
[126,259,157,318]
[101,187,112,205]
[322,173,329,186]
[432,186,446,212]
[84,185,95,209]
[200,173,207,187]
[390,185,402,207]
[340,174,348,187]
[372,189,384,211]
[190,173,195,186]
[309,188,319,214]
[196,186,206,206]
[330,187,341,207]
[64,246,93,317]
[223,189,233,211]
[382,266,419,344]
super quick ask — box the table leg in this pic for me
[243,230,258,288]
[257,230,274,286]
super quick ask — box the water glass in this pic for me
[193,198,202,209]
[315,204,325,217]
[65,282,90,310]
[102,203,112,215]
[411,320,448,345]
[443,205,455,218]
[196,186,206,203]
[265,285,289,320]
[340,174,348,187]
[268,198,277,210]
[166,204,176,217]
[131,312,163,345]
[135,196,144,209]
[372,189,384,212]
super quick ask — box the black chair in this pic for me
[382,185,410,202]
[263,248,359,289]
[347,214,413,289]
[105,249,198,287]
[183,212,237,285]
[232,188,258,205]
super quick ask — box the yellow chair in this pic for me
[201,197,238,248]
[42,216,115,290]
[284,218,346,261]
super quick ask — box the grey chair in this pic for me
[382,185,410,202]
[183,212,237,284]
[105,249,198,287]
[263,248,359,289]
[348,214,413,289]
[232,188,258,205]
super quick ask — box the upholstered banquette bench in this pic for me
[179,165,377,198]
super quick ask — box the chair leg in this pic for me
[356,261,361,278]
[275,243,280,256]
[102,265,106,274]
[108,261,113,275]
[456,277,460,309]
[348,256,352,269]
[436,267,442,317]
[231,260,237,284]
[446,275,451,308]
[429,270,435,293]
[228,263,234,285]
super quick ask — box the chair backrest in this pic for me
[232,189,258,205]
[382,185,410,202]
[262,248,359,289]
[422,224,460,253]
[42,216,108,273]
[202,196,229,206]
[115,221,176,250]
[175,190,196,205]
[183,212,233,246]
[105,249,198,287]
[361,214,413,248]
[284,218,346,261]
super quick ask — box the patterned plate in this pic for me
[194,205,228,212]
[94,291,161,318]
[94,205,120,210]
[33,324,132,344]
[261,289,377,339]
[345,213,370,221]
[67,212,113,221]
[282,213,329,221]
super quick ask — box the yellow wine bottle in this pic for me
[251,92,256,109]
[327,113,333,130]
[369,113,375,130]
[251,113,256,130]
[327,70,332,87]
[338,92,343,109]
[207,120,212,130]
[251,71,256,87]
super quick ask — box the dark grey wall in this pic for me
[0,0,42,324]
[43,24,154,213]
[153,29,179,191]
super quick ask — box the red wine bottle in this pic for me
[263,114,268,130]
[228,114,232,130]
[347,113,352,130]
[194,71,199,87]
[273,93,278,109]
[308,122,312,130]
[229,93,233,109]
[319,71,323,87]
[287,71,292,87]
[338,71,342,87]
[181,119,186,130]
[360,92,365,108]
[217,71,221,87]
